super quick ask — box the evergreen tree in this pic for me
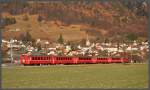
[104,38,109,43]
[20,31,34,45]
[37,43,42,51]
[126,33,137,42]
[57,34,64,44]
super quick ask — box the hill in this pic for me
[0,0,148,42]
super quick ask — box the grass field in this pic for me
[2,64,148,88]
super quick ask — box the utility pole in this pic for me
[130,42,133,63]
[10,38,13,63]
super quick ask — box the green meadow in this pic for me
[2,64,148,88]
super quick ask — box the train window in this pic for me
[32,57,34,60]
[38,57,40,60]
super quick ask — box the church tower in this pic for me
[86,33,90,46]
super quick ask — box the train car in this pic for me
[96,57,109,63]
[78,57,92,64]
[20,54,30,65]
[20,54,55,65]
[55,56,74,64]
[29,56,54,65]
[20,54,129,65]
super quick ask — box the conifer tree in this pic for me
[57,34,64,44]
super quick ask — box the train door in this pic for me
[108,58,112,63]
[73,57,78,64]
[24,55,30,64]
[92,57,97,64]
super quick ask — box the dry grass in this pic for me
[3,14,89,41]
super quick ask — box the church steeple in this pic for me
[86,33,90,46]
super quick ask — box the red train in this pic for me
[20,54,129,65]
